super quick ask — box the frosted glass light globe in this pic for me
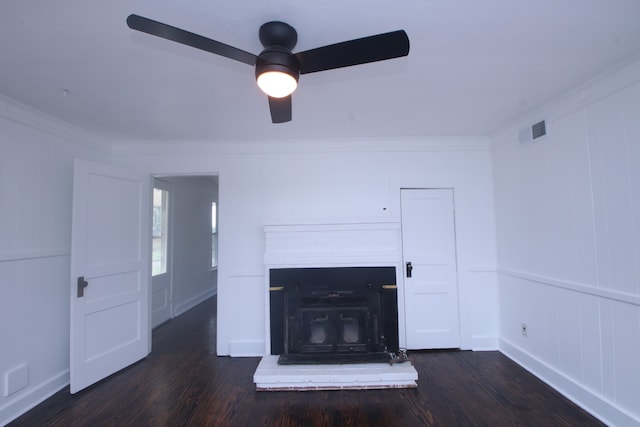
[257,71,298,98]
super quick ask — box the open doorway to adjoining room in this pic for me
[151,175,219,331]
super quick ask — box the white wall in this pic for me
[113,137,499,357]
[492,58,640,426]
[0,97,111,425]
[166,176,218,316]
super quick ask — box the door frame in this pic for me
[151,178,174,328]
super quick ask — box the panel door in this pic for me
[70,160,151,393]
[401,188,460,349]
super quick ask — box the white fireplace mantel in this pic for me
[263,222,403,268]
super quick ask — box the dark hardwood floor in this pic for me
[9,297,605,427]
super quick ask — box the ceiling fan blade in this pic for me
[127,14,257,66]
[295,30,409,74]
[268,96,292,123]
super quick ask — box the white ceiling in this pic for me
[1,0,640,142]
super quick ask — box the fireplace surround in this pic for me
[257,222,417,390]
[269,266,399,364]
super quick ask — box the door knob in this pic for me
[77,276,89,298]
[406,262,413,278]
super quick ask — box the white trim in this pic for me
[112,136,491,157]
[490,54,640,149]
[0,370,69,427]
[465,265,497,273]
[0,94,111,154]
[0,250,69,263]
[173,287,217,317]
[228,340,265,357]
[469,335,499,351]
[497,267,640,306]
[500,339,640,427]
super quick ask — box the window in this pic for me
[152,187,169,276]
[211,202,218,269]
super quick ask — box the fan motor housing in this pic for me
[255,46,300,82]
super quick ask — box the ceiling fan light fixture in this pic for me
[257,70,298,98]
[255,46,300,98]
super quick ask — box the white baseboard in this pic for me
[470,335,499,351]
[0,370,69,426]
[499,339,640,427]
[228,340,265,357]
[173,288,217,317]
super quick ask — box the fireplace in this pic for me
[257,223,417,390]
[269,266,399,364]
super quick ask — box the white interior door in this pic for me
[70,160,151,393]
[401,188,460,349]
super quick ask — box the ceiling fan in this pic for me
[126,14,410,123]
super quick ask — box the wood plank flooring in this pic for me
[9,296,605,426]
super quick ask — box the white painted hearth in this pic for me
[254,222,418,391]
[254,355,417,391]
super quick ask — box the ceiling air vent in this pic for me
[519,119,547,145]
[532,120,546,140]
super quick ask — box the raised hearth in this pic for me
[254,355,417,391]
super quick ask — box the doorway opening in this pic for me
[150,175,219,330]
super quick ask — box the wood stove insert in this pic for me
[269,267,399,365]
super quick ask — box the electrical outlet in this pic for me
[521,323,528,337]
